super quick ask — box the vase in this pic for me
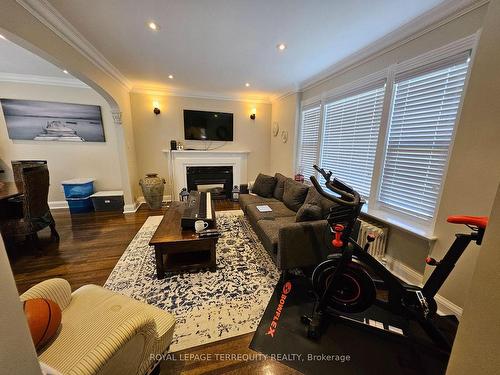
[139,173,165,209]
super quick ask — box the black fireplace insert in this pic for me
[186,166,233,200]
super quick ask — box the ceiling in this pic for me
[8,0,452,101]
[0,38,69,78]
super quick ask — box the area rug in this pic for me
[104,210,279,352]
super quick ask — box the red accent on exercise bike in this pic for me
[332,224,345,248]
[447,215,488,229]
[425,257,439,266]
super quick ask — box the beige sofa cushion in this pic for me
[36,285,175,375]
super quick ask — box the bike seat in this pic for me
[447,215,488,229]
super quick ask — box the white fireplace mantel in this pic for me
[162,149,249,199]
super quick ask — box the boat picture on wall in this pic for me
[0,98,105,142]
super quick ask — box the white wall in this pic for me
[270,93,300,177]
[0,239,42,375]
[446,185,500,375]
[130,93,272,193]
[426,0,500,307]
[0,82,123,202]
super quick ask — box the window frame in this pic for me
[295,34,478,236]
[296,102,322,182]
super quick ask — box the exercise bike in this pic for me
[301,165,488,351]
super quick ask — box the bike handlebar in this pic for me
[310,175,361,207]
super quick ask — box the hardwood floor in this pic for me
[10,200,298,375]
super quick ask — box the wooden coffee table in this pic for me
[149,201,218,279]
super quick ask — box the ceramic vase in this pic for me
[139,173,165,209]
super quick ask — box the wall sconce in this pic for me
[250,108,256,120]
[153,100,161,115]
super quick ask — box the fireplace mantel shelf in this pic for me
[162,149,250,154]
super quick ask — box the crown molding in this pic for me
[0,72,89,88]
[269,86,301,103]
[130,86,272,104]
[16,0,132,90]
[299,0,489,92]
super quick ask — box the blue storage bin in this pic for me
[61,178,95,198]
[66,196,94,214]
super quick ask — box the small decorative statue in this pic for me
[179,188,190,202]
[294,166,305,183]
[231,185,240,202]
[139,173,165,209]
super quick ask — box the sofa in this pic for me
[239,173,339,272]
[20,278,175,375]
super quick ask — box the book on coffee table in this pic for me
[256,205,272,212]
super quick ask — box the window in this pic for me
[298,106,321,180]
[379,53,470,219]
[297,37,475,232]
[321,84,385,198]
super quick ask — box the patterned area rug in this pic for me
[104,210,279,352]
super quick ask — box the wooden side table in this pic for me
[149,202,218,278]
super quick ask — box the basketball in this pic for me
[23,298,62,350]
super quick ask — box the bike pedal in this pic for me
[301,315,312,325]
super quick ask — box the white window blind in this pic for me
[321,84,385,198]
[379,53,470,219]
[298,106,321,180]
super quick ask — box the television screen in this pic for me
[184,110,233,141]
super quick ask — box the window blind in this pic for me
[321,85,385,198]
[298,106,321,181]
[379,54,470,219]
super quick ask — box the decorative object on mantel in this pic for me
[139,173,165,209]
[179,187,190,202]
[272,121,279,137]
[232,185,240,201]
[170,140,177,150]
[281,129,288,143]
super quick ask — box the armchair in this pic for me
[20,279,176,375]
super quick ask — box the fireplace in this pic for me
[186,166,233,200]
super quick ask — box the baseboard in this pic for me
[384,255,463,318]
[123,201,141,213]
[50,196,172,213]
[48,200,69,209]
[136,195,172,205]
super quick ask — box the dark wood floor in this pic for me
[10,201,299,375]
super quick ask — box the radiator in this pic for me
[357,218,389,260]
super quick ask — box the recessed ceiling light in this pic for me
[0,34,6,40]
[168,74,174,79]
[62,70,69,74]
[148,22,159,31]
[245,83,250,87]
[277,43,286,51]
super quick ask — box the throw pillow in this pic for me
[283,179,309,211]
[273,173,287,200]
[252,173,277,198]
[304,186,338,217]
[296,203,323,222]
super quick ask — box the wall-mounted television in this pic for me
[183,110,233,141]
